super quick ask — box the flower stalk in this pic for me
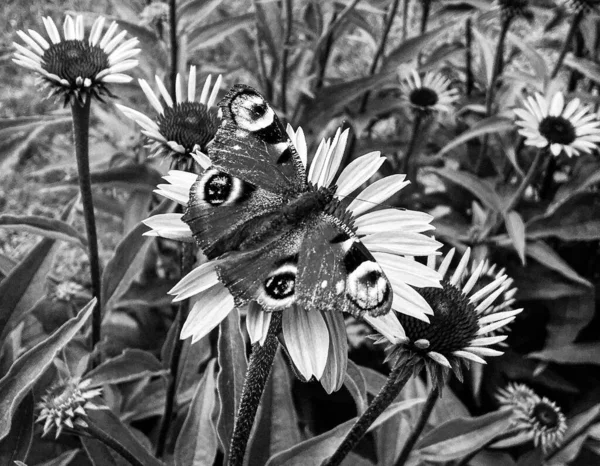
[168,0,178,97]
[229,311,283,466]
[551,10,584,79]
[84,421,146,466]
[505,148,545,212]
[404,114,424,184]
[71,98,102,356]
[394,386,440,466]
[324,363,414,466]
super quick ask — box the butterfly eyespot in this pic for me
[198,169,247,207]
[346,261,391,314]
[259,263,297,309]
[230,92,275,132]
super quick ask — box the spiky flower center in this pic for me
[156,102,219,152]
[42,41,109,85]
[398,281,479,355]
[409,87,439,107]
[532,402,560,429]
[539,116,576,145]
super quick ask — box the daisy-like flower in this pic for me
[383,248,523,391]
[117,67,221,169]
[400,70,459,116]
[515,92,600,157]
[496,383,567,452]
[37,377,103,438]
[496,0,534,21]
[13,15,139,106]
[144,125,441,387]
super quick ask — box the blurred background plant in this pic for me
[1,0,600,465]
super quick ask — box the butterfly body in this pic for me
[183,84,393,317]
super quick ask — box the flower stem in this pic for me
[84,422,146,466]
[402,0,410,41]
[324,363,414,466]
[71,98,102,358]
[540,155,557,200]
[394,386,440,466]
[359,0,401,113]
[404,114,423,184]
[505,148,545,212]
[168,0,178,97]
[478,15,512,167]
[420,0,431,34]
[551,10,584,79]
[465,17,473,96]
[228,312,283,466]
[281,0,293,117]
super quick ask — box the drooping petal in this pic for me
[169,261,220,301]
[319,311,348,394]
[142,213,193,242]
[246,301,272,346]
[363,312,406,344]
[181,284,235,343]
[282,306,329,381]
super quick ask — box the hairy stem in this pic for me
[478,15,512,167]
[359,0,401,113]
[505,148,545,213]
[324,363,413,466]
[71,98,101,358]
[84,422,146,466]
[395,386,440,466]
[404,114,423,184]
[229,312,283,466]
[465,17,473,96]
[281,0,293,116]
[168,0,178,97]
[551,10,584,79]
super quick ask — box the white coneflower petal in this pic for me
[391,281,434,316]
[428,351,451,367]
[335,152,385,199]
[155,75,174,107]
[361,232,441,256]
[182,285,235,343]
[89,16,105,46]
[453,350,487,364]
[207,74,222,108]
[246,302,272,346]
[348,175,410,217]
[139,79,164,113]
[363,312,407,344]
[282,306,329,380]
[188,65,196,102]
[450,248,471,285]
[169,261,220,301]
[470,335,507,346]
[286,125,308,168]
[375,252,442,288]
[400,69,459,116]
[354,209,434,235]
[199,74,212,104]
[142,213,193,242]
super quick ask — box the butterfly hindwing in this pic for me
[210,84,306,194]
[296,217,393,317]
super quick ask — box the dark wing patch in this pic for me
[209,84,306,194]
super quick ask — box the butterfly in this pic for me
[182,84,392,317]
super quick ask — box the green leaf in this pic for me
[527,192,600,241]
[60,164,163,193]
[85,409,163,466]
[253,0,283,73]
[344,360,368,414]
[508,262,589,300]
[265,399,424,466]
[0,214,86,246]
[82,437,119,466]
[178,0,222,33]
[0,200,76,343]
[35,449,81,466]
[175,360,218,466]
[216,309,248,461]
[429,167,503,212]
[529,342,600,365]
[553,158,600,206]
[472,27,494,86]
[0,299,94,441]
[0,392,33,464]
[543,294,595,349]
[526,241,591,288]
[85,349,165,388]
[504,211,526,265]
[416,410,513,462]
[320,311,348,395]
[246,351,302,465]
[436,116,514,157]
[564,54,600,84]
[187,14,255,52]
[102,199,170,311]
[507,32,547,81]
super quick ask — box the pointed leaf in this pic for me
[504,211,526,265]
[526,241,591,288]
[85,409,163,466]
[417,410,513,462]
[529,342,600,365]
[175,360,218,466]
[177,0,222,32]
[85,349,164,388]
[564,54,600,84]
[217,309,248,461]
[344,360,368,414]
[265,399,424,466]
[429,167,503,212]
[102,199,170,310]
[82,437,119,466]
[0,299,94,440]
[0,392,33,464]
[436,116,514,157]
[0,214,86,246]
[187,14,255,52]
